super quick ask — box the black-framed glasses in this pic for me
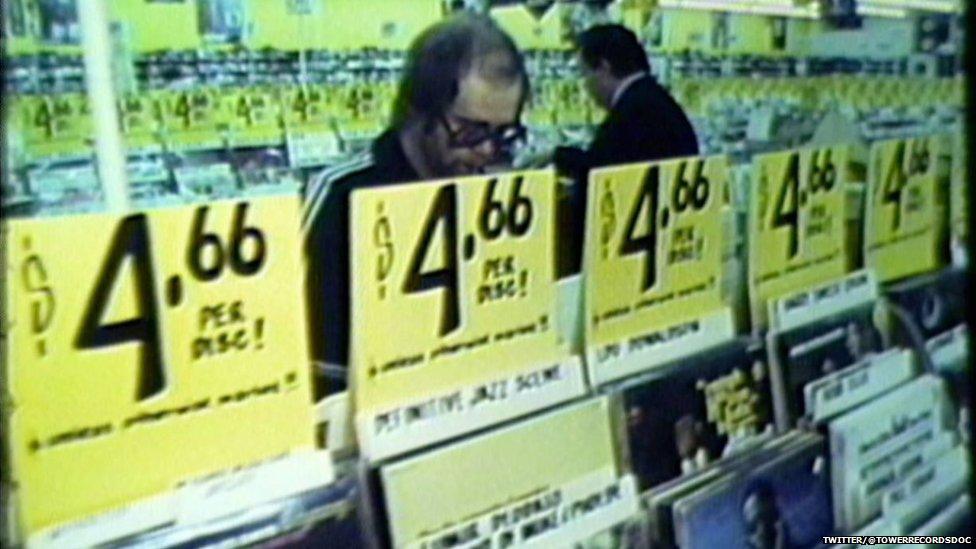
[439,114,526,151]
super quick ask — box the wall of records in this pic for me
[1,1,971,548]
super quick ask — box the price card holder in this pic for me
[3,195,316,537]
[748,145,855,331]
[583,156,735,387]
[378,397,639,549]
[350,170,585,462]
[864,135,951,283]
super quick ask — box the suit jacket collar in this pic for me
[611,72,648,108]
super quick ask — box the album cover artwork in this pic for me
[885,267,967,342]
[644,432,805,548]
[619,338,774,492]
[767,302,882,429]
[672,434,833,549]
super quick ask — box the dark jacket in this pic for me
[303,130,418,392]
[556,74,699,179]
[554,74,699,272]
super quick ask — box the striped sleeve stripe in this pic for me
[302,153,374,233]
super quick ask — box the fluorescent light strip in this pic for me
[855,5,910,17]
[659,0,821,18]
[858,0,960,14]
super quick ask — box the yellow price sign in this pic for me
[4,196,316,536]
[584,156,734,386]
[749,146,853,329]
[380,397,638,549]
[351,170,585,461]
[865,135,950,282]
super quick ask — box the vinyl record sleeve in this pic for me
[644,432,805,548]
[617,338,774,492]
[884,267,967,342]
[672,433,833,549]
[767,301,882,429]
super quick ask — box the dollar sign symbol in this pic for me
[21,238,56,357]
[374,202,394,299]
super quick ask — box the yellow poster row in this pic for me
[1,131,959,539]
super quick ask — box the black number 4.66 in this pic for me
[75,203,266,402]
[403,178,535,338]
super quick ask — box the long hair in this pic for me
[390,13,528,129]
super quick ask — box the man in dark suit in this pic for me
[554,24,698,271]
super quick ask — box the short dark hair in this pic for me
[390,14,528,128]
[576,24,650,78]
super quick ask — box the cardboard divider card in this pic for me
[864,135,951,283]
[748,145,854,331]
[350,169,585,462]
[767,269,878,333]
[584,156,734,386]
[803,349,916,424]
[378,397,638,549]
[3,195,317,538]
[827,375,953,532]
[880,444,970,533]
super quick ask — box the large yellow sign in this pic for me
[380,397,637,549]
[3,196,316,536]
[749,146,854,329]
[584,156,734,385]
[865,135,950,282]
[351,170,584,461]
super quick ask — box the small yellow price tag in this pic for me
[21,94,92,161]
[865,135,950,282]
[119,93,162,152]
[584,156,734,385]
[749,146,854,329]
[350,170,585,461]
[380,397,637,549]
[4,195,316,536]
[228,87,283,147]
[162,89,224,150]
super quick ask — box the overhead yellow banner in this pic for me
[865,135,950,282]
[3,196,316,536]
[584,156,734,385]
[380,397,638,549]
[749,145,854,329]
[351,170,585,461]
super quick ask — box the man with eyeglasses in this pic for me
[303,14,528,379]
